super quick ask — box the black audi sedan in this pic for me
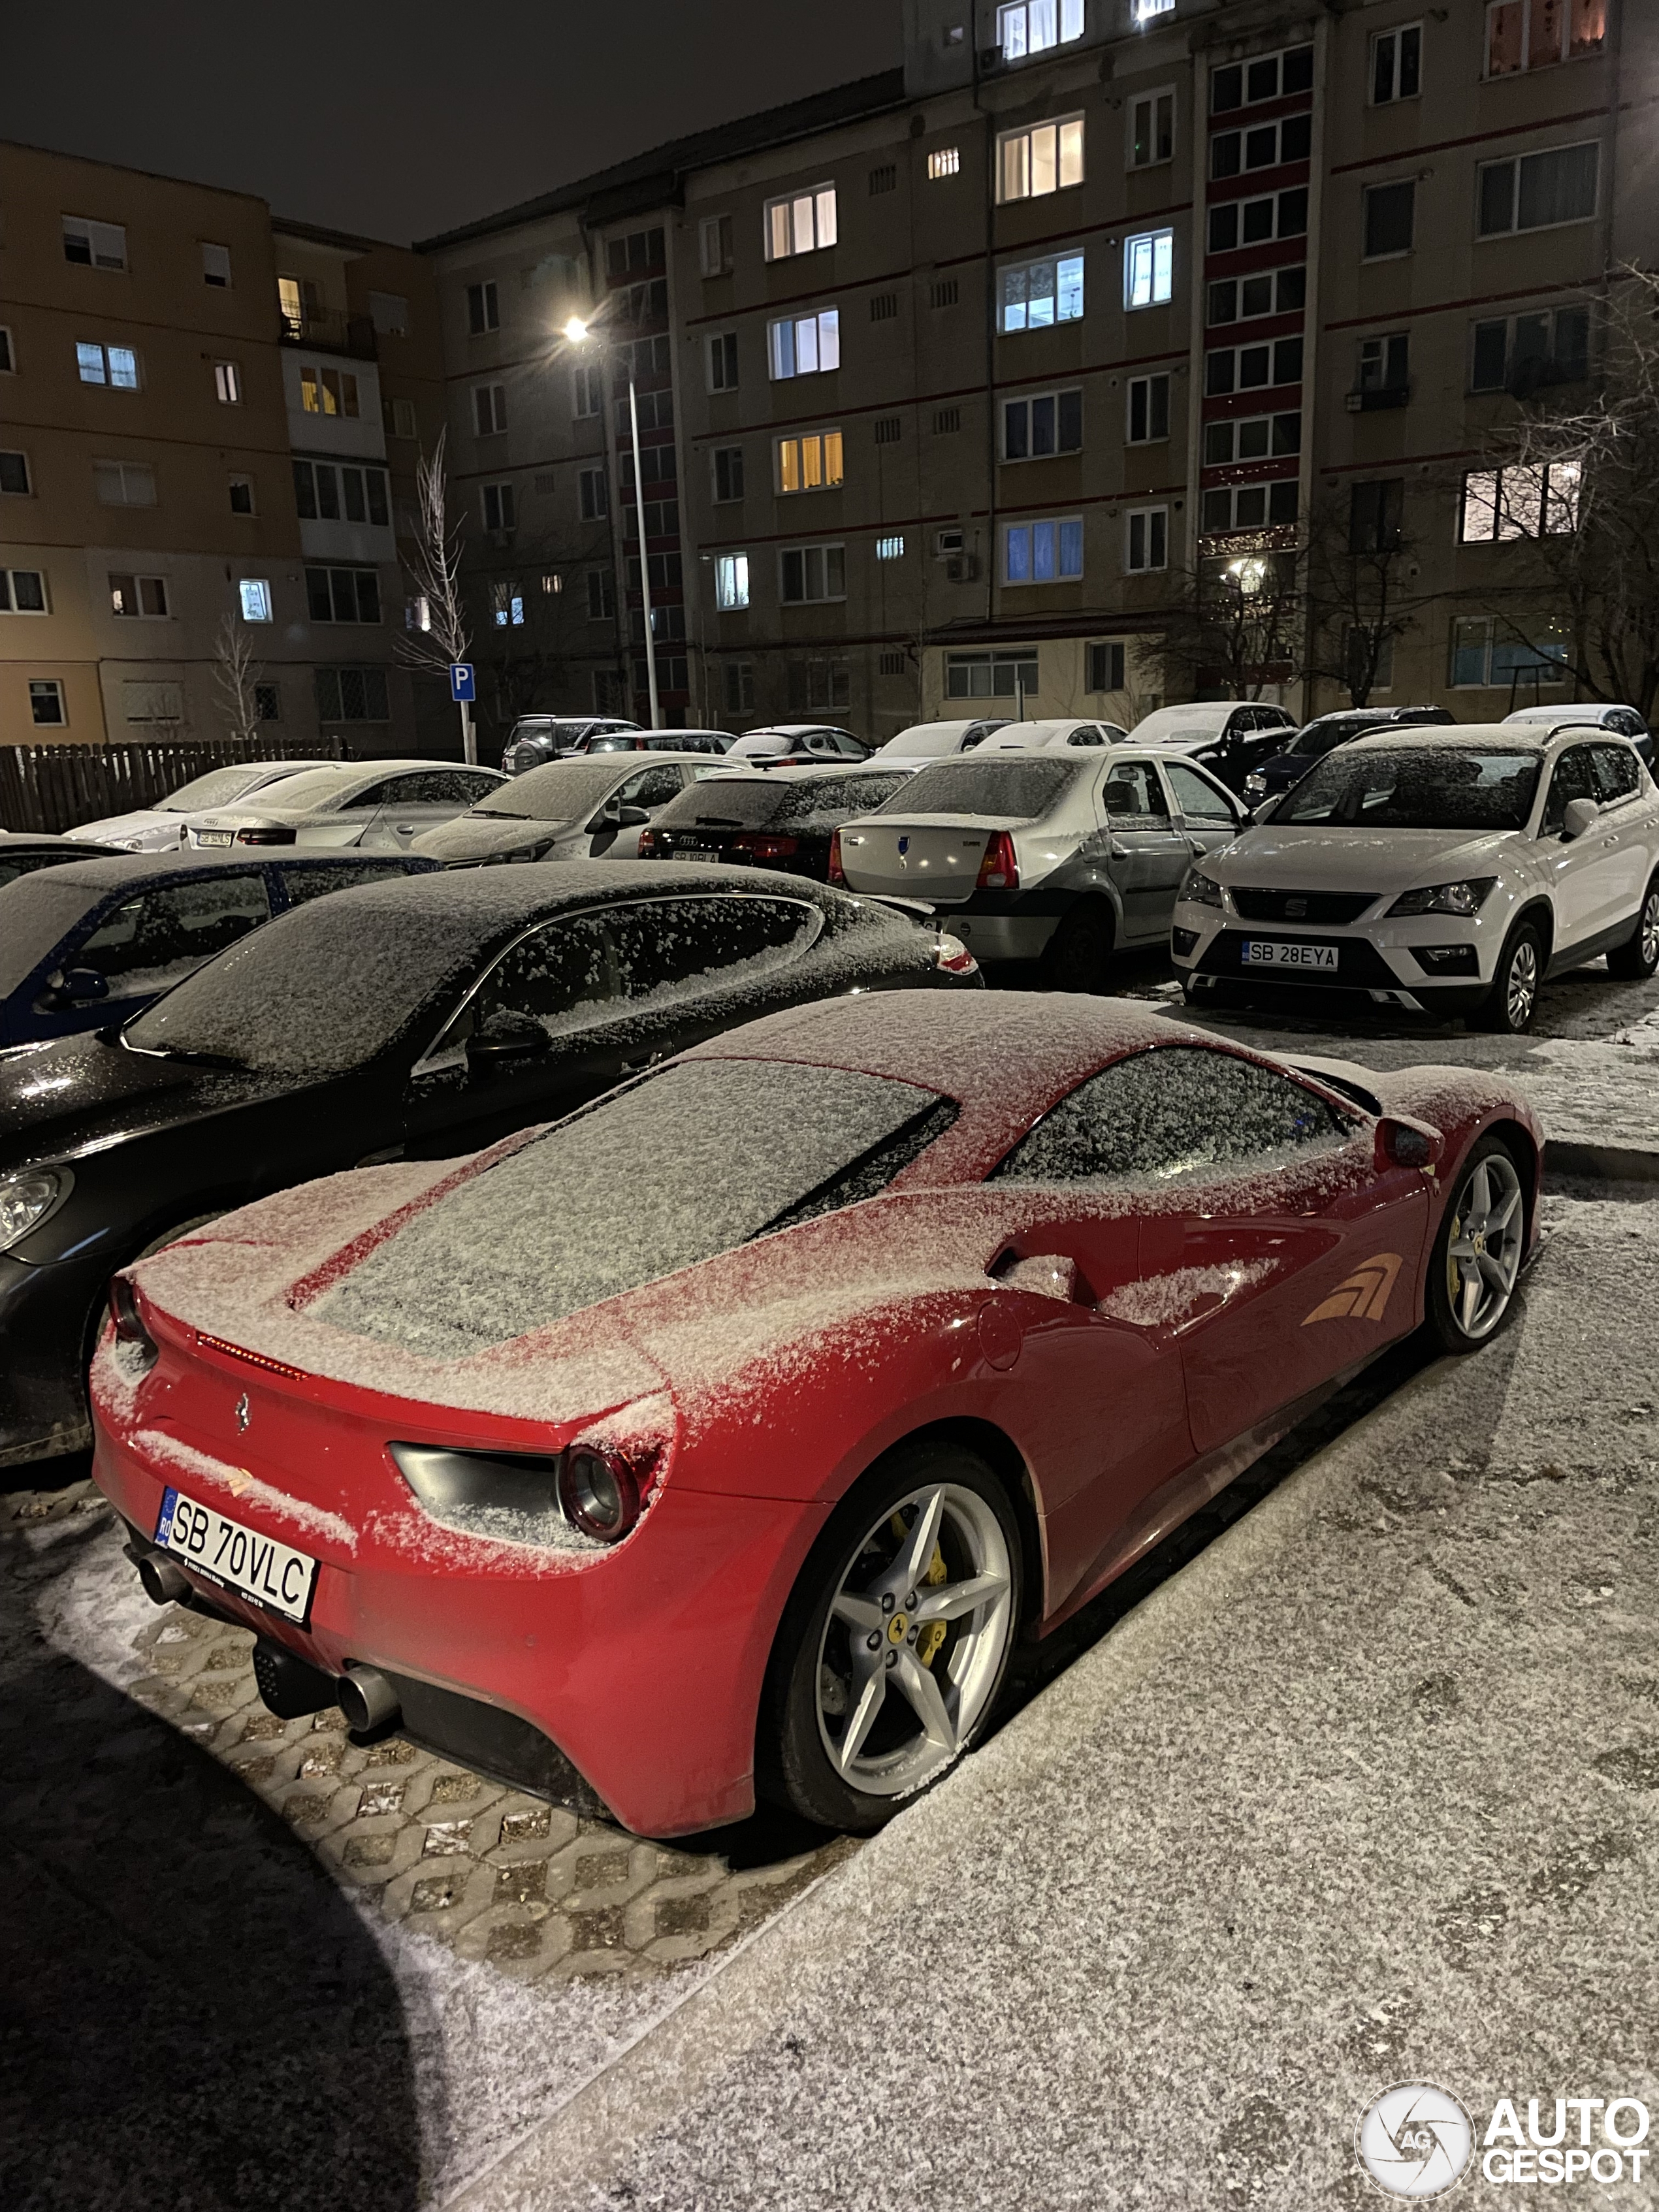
[0,861,980,1469]
[638,765,913,880]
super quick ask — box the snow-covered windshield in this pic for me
[1287,719,1374,759]
[1130,708,1229,743]
[123,882,499,1073]
[877,758,1079,819]
[314,1059,947,1356]
[1276,746,1541,831]
[466,760,631,823]
[229,765,360,814]
[163,765,301,812]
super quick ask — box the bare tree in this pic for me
[212,613,264,745]
[1302,483,1440,708]
[1148,548,1305,703]
[398,428,475,760]
[1482,267,1659,718]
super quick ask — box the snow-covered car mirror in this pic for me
[1561,796,1600,841]
[1377,1115,1442,1172]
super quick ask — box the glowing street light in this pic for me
[563,312,659,729]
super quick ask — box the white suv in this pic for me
[1171,726,1659,1033]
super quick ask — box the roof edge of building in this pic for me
[412,67,910,254]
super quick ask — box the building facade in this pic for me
[0,143,443,752]
[419,0,1653,752]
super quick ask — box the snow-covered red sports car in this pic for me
[91,996,1541,1837]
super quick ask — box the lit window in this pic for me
[876,535,905,560]
[928,148,961,180]
[108,573,170,619]
[492,584,525,627]
[1458,462,1579,541]
[76,342,139,389]
[769,309,841,379]
[1485,0,1605,77]
[1124,229,1174,309]
[298,364,359,417]
[1003,517,1083,584]
[999,253,1085,333]
[777,431,844,493]
[999,118,1085,202]
[715,554,750,609]
[1133,0,1175,18]
[765,186,838,261]
[238,579,273,622]
[1125,507,1168,571]
[997,0,1083,59]
[214,361,242,405]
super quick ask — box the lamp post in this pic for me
[564,315,660,731]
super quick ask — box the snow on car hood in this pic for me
[411,815,566,862]
[1213,823,1520,891]
[66,810,183,849]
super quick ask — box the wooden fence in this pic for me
[0,739,344,837]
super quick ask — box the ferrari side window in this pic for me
[989,1046,1349,1185]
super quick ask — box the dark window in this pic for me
[75,874,271,998]
[990,1046,1346,1184]
[1590,743,1641,802]
[1541,745,1600,833]
[1,451,32,496]
[1088,641,1125,693]
[466,281,499,335]
[1349,479,1404,553]
[279,862,405,906]
[1165,763,1238,826]
[1364,181,1416,259]
[315,667,390,722]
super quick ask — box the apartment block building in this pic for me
[419,0,1654,750]
[0,142,444,752]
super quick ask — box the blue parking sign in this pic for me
[449,662,475,703]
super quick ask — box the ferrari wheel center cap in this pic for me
[888,1613,909,1644]
[1471,1229,1486,1254]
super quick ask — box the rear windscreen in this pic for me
[876,758,1078,818]
[314,1058,948,1356]
[652,780,786,829]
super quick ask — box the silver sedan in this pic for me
[188,760,507,852]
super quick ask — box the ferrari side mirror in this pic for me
[1377,1115,1442,1172]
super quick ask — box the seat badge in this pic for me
[234,1392,251,1434]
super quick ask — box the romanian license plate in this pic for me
[153,1486,319,1624]
[1242,939,1338,972]
[194,831,233,848]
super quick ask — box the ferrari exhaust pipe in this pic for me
[137,1552,191,1605]
[337,1664,400,1734]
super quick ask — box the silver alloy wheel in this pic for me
[1504,937,1539,1029]
[1641,888,1659,968]
[1445,1151,1524,1341]
[815,1482,1014,1800]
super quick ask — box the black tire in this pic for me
[1423,1134,1528,1354]
[1605,875,1659,981]
[1472,920,1545,1034]
[758,1439,1024,1835]
[1043,900,1116,994]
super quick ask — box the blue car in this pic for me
[0,851,435,1049]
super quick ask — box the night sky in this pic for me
[2,0,901,244]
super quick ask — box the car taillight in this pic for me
[827,827,846,886]
[934,935,978,975]
[235,827,297,846]
[108,1274,159,1373]
[730,833,799,862]
[976,830,1019,891]
[638,830,660,857]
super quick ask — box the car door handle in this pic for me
[1186,835,1206,855]
[395,823,416,835]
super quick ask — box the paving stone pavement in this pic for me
[0,1481,852,1994]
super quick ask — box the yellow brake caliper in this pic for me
[1447,1210,1462,1304]
[917,1546,949,1669]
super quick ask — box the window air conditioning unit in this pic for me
[979,46,1003,69]
[946,553,980,582]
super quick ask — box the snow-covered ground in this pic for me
[449,1186,1659,2211]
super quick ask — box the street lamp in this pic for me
[564,313,660,731]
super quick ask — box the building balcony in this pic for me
[279,310,378,361]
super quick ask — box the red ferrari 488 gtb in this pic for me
[93,995,1540,1836]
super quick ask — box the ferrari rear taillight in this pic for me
[558,1449,643,1542]
[391,1438,656,1546]
[730,833,799,863]
[976,830,1019,891]
[827,827,846,886]
[108,1274,159,1373]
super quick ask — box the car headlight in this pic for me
[0,1170,63,1253]
[1185,871,1225,908]
[1387,878,1497,918]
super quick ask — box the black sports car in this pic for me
[639,767,913,881]
[0,833,124,887]
[0,861,980,1468]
